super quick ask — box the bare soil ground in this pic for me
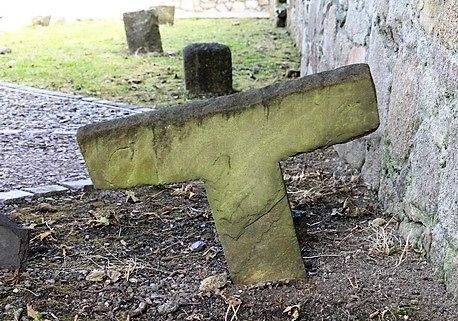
[1,148,457,321]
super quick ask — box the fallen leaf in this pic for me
[203,247,219,261]
[185,313,203,320]
[126,191,139,203]
[107,269,122,283]
[27,304,42,320]
[36,202,58,212]
[199,273,228,292]
[31,230,52,242]
[85,269,106,282]
[283,304,300,321]
[97,216,110,226]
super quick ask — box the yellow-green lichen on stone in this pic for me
[77,63,379,284]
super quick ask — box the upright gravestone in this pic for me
[151,6,175,25]
[183,43,233,96]
[31,15,52,27]
[123,9,163,54]
[77,64,379,284]
[0,215,29,270]
[271,0,287,27]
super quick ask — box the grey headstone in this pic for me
[183,43,233,96]
[0,215,29,270]
[0,190,33,204]
[31,16,51,27]
[23,185,68,197]
[151,6,175,25]
[0,47,12,55]
[59,179,93,191]
[123,9,163,54]
[275,7,287,27]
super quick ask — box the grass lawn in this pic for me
[0,18,299,107]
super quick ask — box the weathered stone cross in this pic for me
[77,64,379,284]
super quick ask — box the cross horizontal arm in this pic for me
[77,63,378,189]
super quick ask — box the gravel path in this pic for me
[0,82,148,192]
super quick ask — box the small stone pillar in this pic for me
[123,9,163,54]
[183,43,233,96]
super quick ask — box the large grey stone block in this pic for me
[0,215,29,270]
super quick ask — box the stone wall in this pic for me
[287,0,458,296]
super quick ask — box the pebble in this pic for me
[130,301,147,317]
[292,209,306,219]
[13,307,23,321]
[189,240,206,252]
[149,283,160,291]
[371,217,387,227]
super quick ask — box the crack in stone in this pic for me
[218,191,251,224]
[222,192,287,241]
[230,199,285,276]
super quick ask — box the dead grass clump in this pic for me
[367,217,413,267]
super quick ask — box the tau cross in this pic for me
[77,64,379,284]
